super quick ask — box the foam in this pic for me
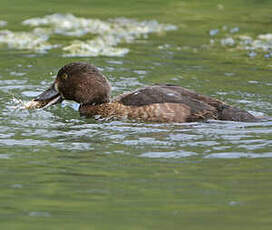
[209,26,272,55]
[18,13,177,56]
[0,28,57,52]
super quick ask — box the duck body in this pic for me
[32,62,257,123]
[79,85,256,122]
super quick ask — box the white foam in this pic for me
[0,28,57,52]
[258,33,272,40]
[19,13,177,57]
[23,13,111,37]
[234,33,272,52]
[62,37,129,57]
[0,14,177,56]
[220,37,235,46]
[210,28,272,54]
[1,14,176,56]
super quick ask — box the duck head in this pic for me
[34,62,111,108]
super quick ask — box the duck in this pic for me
[27,62,257,123]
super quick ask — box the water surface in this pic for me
[0,0,272,229]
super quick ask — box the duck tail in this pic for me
[217,104,258,122]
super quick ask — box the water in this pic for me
[0,0,272,229]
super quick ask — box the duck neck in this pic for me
[79,101,110,117]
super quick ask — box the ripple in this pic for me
[1,90,272,156]
[140,150,196,158]
[0,138,50,146]
[205,152,272,159]
[122,138,172,147]
[29,211,51,217]
[0,154,10,159]
[0,20,7,27]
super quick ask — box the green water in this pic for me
[0,0,272,229]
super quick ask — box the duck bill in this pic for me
[33,83,63,109]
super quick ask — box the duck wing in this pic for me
[118,84,221,106]
[115,84,218,121]
[116,84,257,122]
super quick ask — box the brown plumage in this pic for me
[80,102,193,122]
[30,62,257,123]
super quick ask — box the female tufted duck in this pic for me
[28,62,257,123]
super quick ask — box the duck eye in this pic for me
[61,73,68,80]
